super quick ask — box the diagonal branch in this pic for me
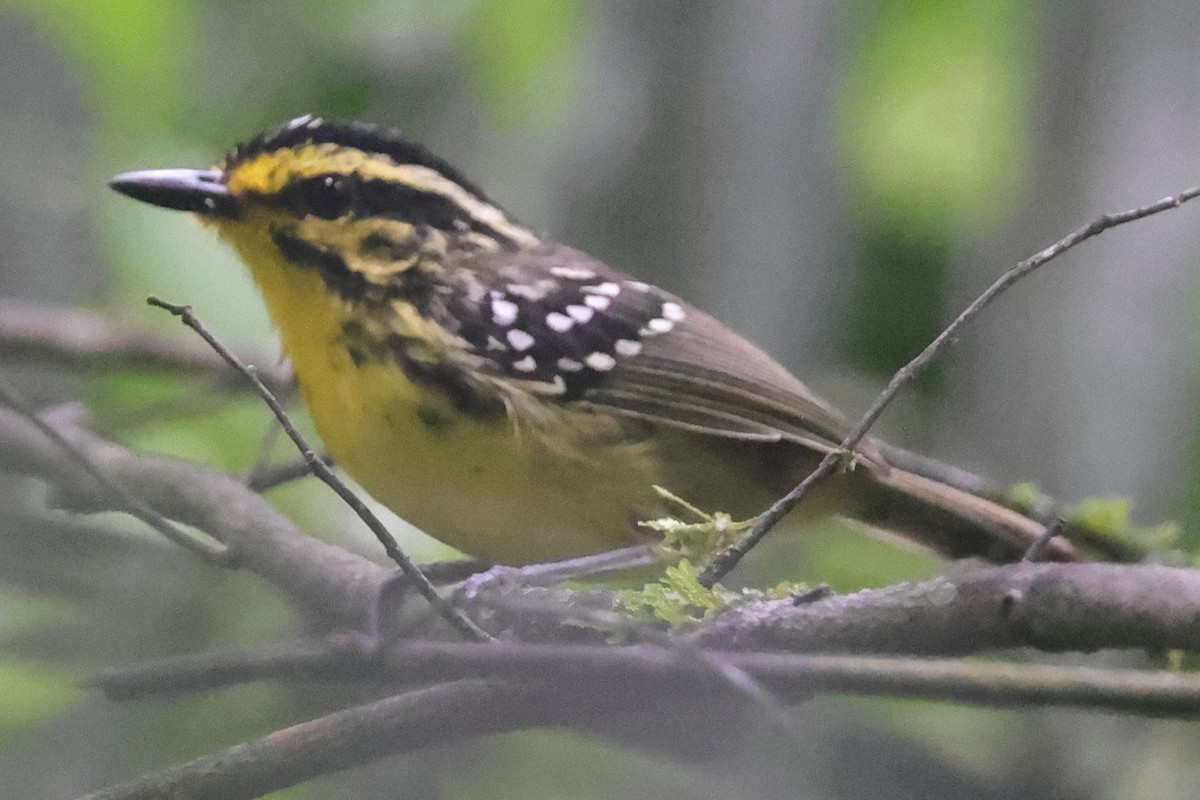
[77,679,592,800]
[147,297,491,642]
[0,376,230,562]
[0,406,386,630]
[701,184,1200,585]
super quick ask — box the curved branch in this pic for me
[78,679,590,800]
[702,184,1200,584]
[0,407,386,629]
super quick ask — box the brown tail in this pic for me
[849,466,1078,562]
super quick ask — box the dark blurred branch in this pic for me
[0,296,290,391]
[702,184,1200,585]
[384,641,1200,716]
[79,636,1200,799]
[78,679,591,800]
[91,640,368,699]
[0,376,230,562]
[0,406,387,630]
[94,637,1200,719]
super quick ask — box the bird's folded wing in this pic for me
[583,306,885,465]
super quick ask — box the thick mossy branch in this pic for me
[617,560,804,628]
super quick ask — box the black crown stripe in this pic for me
[225,116,492,205]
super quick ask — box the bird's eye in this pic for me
[291,174,352,220]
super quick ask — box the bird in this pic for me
[109,114,1075,568]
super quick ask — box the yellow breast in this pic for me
[215,216,659,564]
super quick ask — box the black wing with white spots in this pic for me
[445,245,688,400]
[440,243,873,458]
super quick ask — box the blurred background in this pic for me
[2,0,1200,797]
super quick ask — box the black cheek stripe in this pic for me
[270,227,370,301]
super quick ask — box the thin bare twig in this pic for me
[146,297,490,642]
[701,184,1200,586]
[0,375,230,563]
[243,387,300,488]
[244,455,329,493]
[1023,517,1068,562]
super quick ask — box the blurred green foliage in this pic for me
[839,0,1032,386]
[460,0,582,125]
[841,0,1031,229]
[0,657,78,744]
[4,0,195,127]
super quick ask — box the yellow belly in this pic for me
[299,353,658,564]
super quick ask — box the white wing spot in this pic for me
[486,336,507,352]
[585,352,617,371]
[661,301,686,322]
[584,294,611,311]
[506,329,535,351]
[626,281,650,292]
[546,311,574,332]
[647,318,674,333]
[566,304,594,323]
[512,355,537,372]
[640,318,674,336]
[614,339,642,357]
[557,357,584,372]
[584,281,621,297]
[551,265,597,280]
[491,297,518,326]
